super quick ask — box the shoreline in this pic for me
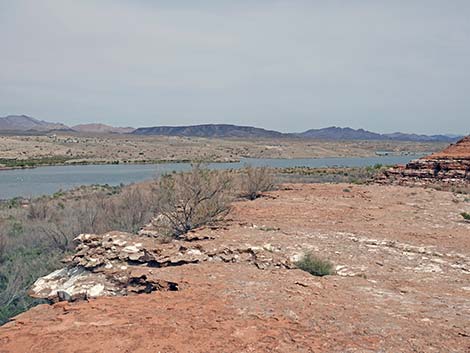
[0,158,242,171]
[0,151,427,172]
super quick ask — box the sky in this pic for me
[0,0,469,135]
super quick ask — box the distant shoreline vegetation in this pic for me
[0,157,241,170]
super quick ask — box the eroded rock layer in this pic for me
[30,230,294,302]
[381,136,470,185]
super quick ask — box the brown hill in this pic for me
[0,115,70,132]
[428,135,470,159]
[72,123,134,134]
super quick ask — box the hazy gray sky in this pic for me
[1,0,469,134]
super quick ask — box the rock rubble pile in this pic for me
[30,230,293,302]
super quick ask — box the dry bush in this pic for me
[106,186,155,233]
[0,231,7,263]
[153,165,233,237]
[31,198,100,252]
[240,166,275,200]
[36,219,79,252]
[30,188,155,251]
[27,199,50,221]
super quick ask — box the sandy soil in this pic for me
[0,133,447,164]
[1,184,469,352]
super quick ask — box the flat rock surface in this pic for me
[1,184,469,352]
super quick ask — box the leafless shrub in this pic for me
[0,263,25,309]
[240,166,275,200]
[27,186,156,251]
[153,165,233,237]
[0,231,7,263]
[27,199,50,221]
[76,192,119,234]
[106,186,155,233]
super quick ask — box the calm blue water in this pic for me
[0,155,419,199]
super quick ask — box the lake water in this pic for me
[0,155,419,199]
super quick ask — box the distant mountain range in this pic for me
[295,126,461,142]
[0,115,133,134]
[133,124,463,142]
[0,115,464,142]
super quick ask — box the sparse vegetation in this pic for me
[0,183,156,324]
[277,166,388,184]
[295,253,335,277]
[0,156,73,168]
[461,212,470,221]
[240,166,275,200]
[0,166,279,323]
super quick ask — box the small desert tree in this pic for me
[154,165,233,237]
[240,166,275,200]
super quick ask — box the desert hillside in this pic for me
[429,135,470,159]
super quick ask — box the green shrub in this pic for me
[461,212,470,221]
[295,253,335,276]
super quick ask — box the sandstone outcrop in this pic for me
[30,230,294,302]
[381,135,470,185]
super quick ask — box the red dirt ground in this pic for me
[1,184,469,353]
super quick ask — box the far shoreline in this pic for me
[0,158,241,171]
[0,151,428,172]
